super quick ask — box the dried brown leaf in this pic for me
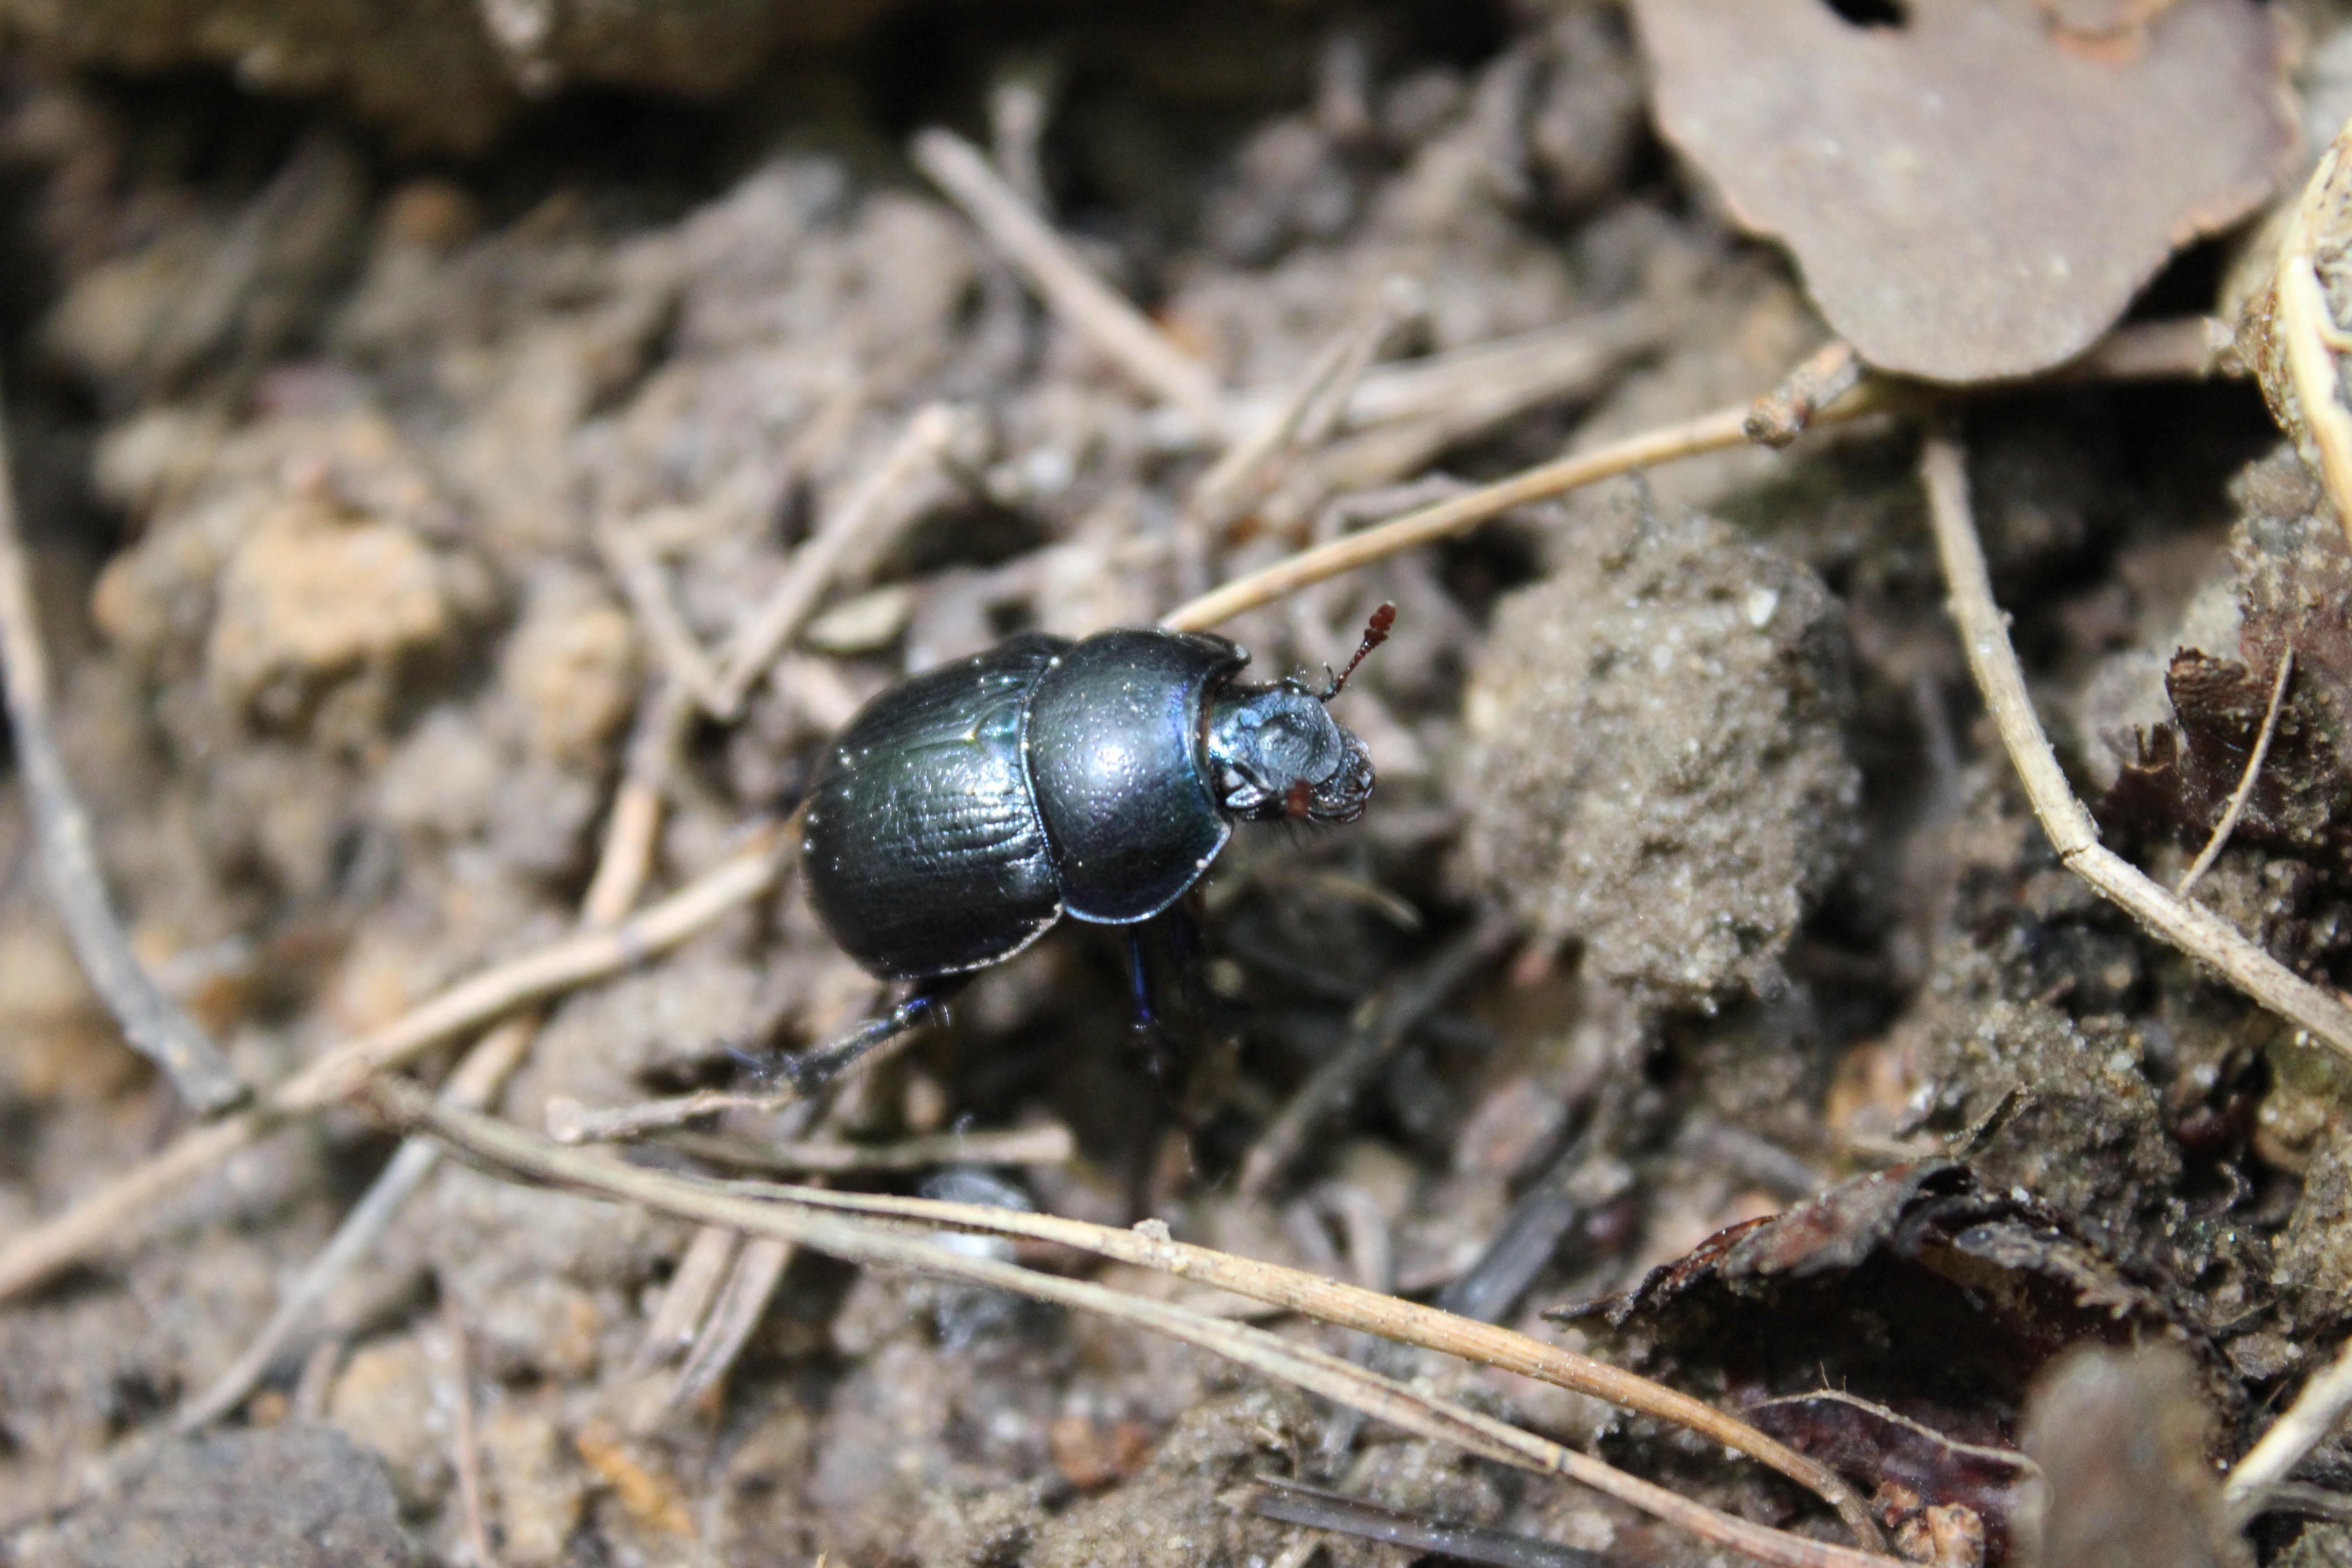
[1554,1161,2223,1440]
[1749,1391,2043,1563]
[1632,0,2295,381]
[2104,461,2352,882]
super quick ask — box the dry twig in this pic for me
[632,1222,740,1373]
[913,128,1225,432]
[1745,340,1862,448]
[653,1122,1075,1173]
[546,1085,792,1144]
[2176,645,2294,898]
[0,382,243,1112]
[1919,431,2352,1065]
[1230,1477,1597,1568]
[2226,1335,2352,1509]
[1161,392,1874,632]
[2066,315,2237,382]
[548,998,935,1146]
[0,827,789,1303]
[170,1024,536,1428]
[594,521,723,707]
[1166,315,2227,633]
[666,1233,793,1412]
[1239,910,1515,1196]
[1187,278,1423,533]
[1303,307,1663,434]
[178,691,686,1427]
[2269,120,2352,553]
[372,1083,1895,1568]
[441,1289,499,1568]
[717,1175,1875,1547]
[708,402,972,717]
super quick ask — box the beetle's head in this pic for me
[1202,603,1392,824]
[1204,680,1374,823]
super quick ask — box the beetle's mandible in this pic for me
[783,609,1392,1087]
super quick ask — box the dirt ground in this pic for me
[0,3,2347,1566]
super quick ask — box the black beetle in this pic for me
[782,607,1393,1087]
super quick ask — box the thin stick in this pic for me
[373,1084,1896,1568]
[2177,646,2294,897]
[2062,316,2235,382]
[302,831,784,1106]
[666,1234,791,1411]
[1270,307,1660,436]
[178,1120,442,1427]
[708,404,968,717]
[2271,120,2352,554]
[181,685,686,1426]
[547,1084,794,1144]
[703,1175,1880,1548]
[441,1289,499,1568]
[1167,314,2228,634]
[0,828,788,1303]
[0,382,243,1112]
[2226,1335,2352,1505]
[579,683,687,928]
[0,1113,263,1303]
[1920,432,2352,1065]
[1161,398,1818,632]
[594,520,723,708]
[1745,341,1861,449]
[175,1010,543,1429]
[653,1122,1075,1173]
[1188,279,1421,530]
[1240,910,1514,1196]
[1230,1478,1597,1568]
[913,129,1225,433]
[548,986,933,1146]
[632,1222,741,1372]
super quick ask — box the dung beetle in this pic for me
[784,606,1394,1087]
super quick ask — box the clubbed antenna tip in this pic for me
[1319,602,1396,701]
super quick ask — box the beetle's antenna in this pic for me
[1318,602,1396,701]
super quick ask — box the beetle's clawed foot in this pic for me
[719,1037,794,1093]
[764,986,961,1097]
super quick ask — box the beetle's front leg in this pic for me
[776,978,966,1094]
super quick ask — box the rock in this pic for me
[1021,1388,1307,1568]
[397,1165,671,1382]
[328,1334,451,1512]
[376,706,505,843]
[206,502,456,735]
[481,1406,587,1568]
[0,918,134,1105]
[9,1423,410,1568]
[499,571,641,768]
[2275,1123,2352,1333]
[1461,502,1859,1000]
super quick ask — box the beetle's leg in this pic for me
[1122,906,1239,1121]
[1161,898,1235,1033]
[1125,923,1187,1095]
[775,979,965,1094]
[1126,929,1158,1029]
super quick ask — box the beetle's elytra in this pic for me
[801,619,1385,986]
